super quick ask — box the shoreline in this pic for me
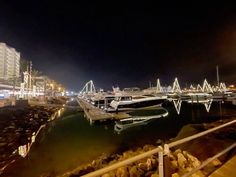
[0,104,63,175]
[61,117,236,177]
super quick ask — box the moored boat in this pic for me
[110,95,167,112]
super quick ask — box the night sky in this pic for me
[0,1,236,90]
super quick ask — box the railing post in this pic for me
[164,144,170,155]
[158,146,164,177]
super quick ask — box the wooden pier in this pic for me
[77,98,129,123]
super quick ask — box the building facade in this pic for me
[0,42,20,80]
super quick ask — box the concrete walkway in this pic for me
[209,155,236,177]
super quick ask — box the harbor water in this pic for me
[2,100,236,177]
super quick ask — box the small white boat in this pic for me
[114,108,169,133]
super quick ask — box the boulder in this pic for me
[136,147,143,154]
[174,149,182,157]
[185,166,193,172]
[168,153,176,161]
[191,170,205,177]
[156,139,163,145]
[34,113,39,118]
[170,160,178,169]
[74,166,95,176]
[0,142,7,147]
[145,171,156,176]
[172,173,180,177]
[143,144,155,151]
[138,162,148,171]
[123,150,134,159]
[107,171,116,177]
[8,125,15,129]
[146,158,153,170]
[129,166,140,177]
[136,166,145,176]
[164,155,176,177]
[211,158,222,166]
[116,166,128,177]
[101,173,111,177]
[151,173,159,177]
[150,157,158,170]
[183,151,201,168]
[177,153,187,170]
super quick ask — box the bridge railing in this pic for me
[80,119,236,177]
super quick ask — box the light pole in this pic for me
[50,83,54,97]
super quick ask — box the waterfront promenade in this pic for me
[209,155,236,177]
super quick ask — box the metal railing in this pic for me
[81,119,236,177]
[82,147,162,177]
[168,119,236,148]
[182,143,236,177]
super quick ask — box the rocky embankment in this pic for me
[66,118,236,177]
[65,145,220,177]
[0,105,61,174]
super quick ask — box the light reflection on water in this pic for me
[2,101,236,177]
[18,108,64,158]
[172,98,214,114]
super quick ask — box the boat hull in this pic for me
[111,98,166,112]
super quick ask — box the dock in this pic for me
[77,98,130,123]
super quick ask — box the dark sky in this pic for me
[1,1,236,90]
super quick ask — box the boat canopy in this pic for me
[114,96,132,101]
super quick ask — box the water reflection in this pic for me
[204,100,213,112]
[114,108,169,134]
[18,143,31,158]
[113,97,223,133]
[173,99,182,115]
[3,101,236,177]
[172,98,215,114]
[49,108,64,121]
[18,108,64,158]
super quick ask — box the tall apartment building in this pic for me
[0,42,20,80]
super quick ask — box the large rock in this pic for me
[170,160,178,170]
[129,166,140,177]
[123,150,134,159]
[138,162,148,171]
[146,158,155,170]
[177,153,187,170]
[211,158,222,166]
[191,170,205,177]
[101,173,111,177]
[0,142,7,147]
[116,166,128,177]
[107,171,116,177]
[73,166,95,176]
[173,149,182,158]
[172,173,180,177]
[168,153,177,161]
[183,151,201,168]
[143,144,155,151]
[151,173,159,177]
